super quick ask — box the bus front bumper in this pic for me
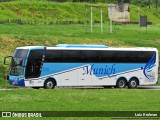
[9,76,25,86]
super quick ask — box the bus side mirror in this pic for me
[4,56,13,65]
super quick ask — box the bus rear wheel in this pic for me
[44,79,56,89]
[128,78,138,89]
[116,78,127,88]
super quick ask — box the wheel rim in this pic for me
[130,80,137,88]
[46,81,53,89]
[119,80,125,88]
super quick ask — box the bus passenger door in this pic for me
[25,50,43,79]
[25,61,41,78]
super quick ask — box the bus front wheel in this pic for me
[44,79,56,89]
[116,78,127,88]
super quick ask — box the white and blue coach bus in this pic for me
[4,44,159,89]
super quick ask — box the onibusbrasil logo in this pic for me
[1,112,42,117]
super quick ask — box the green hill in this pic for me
[0,1,160,24]
[0,2,107,24]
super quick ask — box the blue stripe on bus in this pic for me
[40,63,146,78]
[143,53,156,80]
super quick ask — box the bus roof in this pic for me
[17,46,44,50]
[56,44,108,48]
[16,45,157,52]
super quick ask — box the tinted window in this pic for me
[99,51,155,63]
[28,50,43,60]
[13,49,28,58]
[62,50,80,62]
[81,50,99,62]
[45,50,62,62]
[45,50,80,62]
[44,50,155,63]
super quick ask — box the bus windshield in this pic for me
[10,49,28,76]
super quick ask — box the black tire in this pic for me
[128,78,138,89]
[116,78,127,88]
[44,79,56,89]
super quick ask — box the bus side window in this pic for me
[81,50,99,62]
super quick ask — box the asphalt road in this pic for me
[137,86,160,90]
[0,86,160,90]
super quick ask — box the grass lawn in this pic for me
[1,89,160,111]
[0,23,160,50]
[0,89,160,119]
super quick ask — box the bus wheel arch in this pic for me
[116,77,127,88]
[44,78,57,89]
[128,77,139,89]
